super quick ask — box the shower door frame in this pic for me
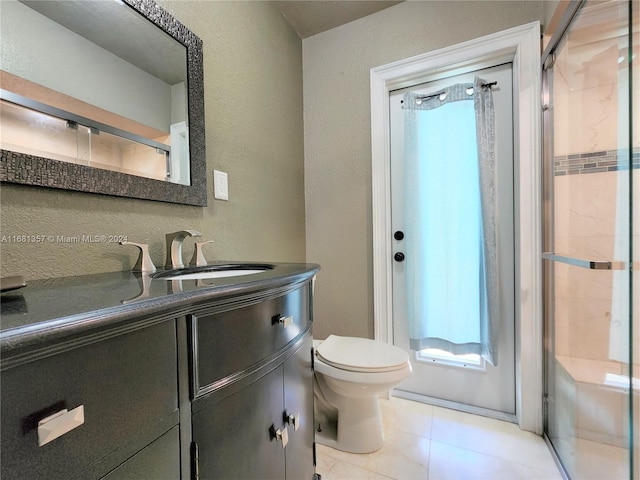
[541,1,636,478]
[370,21,543,433]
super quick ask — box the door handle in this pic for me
[542,252,625,270]
[394,252,405,262]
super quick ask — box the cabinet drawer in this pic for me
[1,321,178,480]
[191,285,310,396]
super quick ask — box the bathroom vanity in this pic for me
[0,262,319,479]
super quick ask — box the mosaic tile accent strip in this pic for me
[554,148,640,176]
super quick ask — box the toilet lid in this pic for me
[315,335,409,373]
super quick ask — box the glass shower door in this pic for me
[543,1,637,478]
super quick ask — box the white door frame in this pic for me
[370,22,543,433]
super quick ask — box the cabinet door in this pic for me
[192,365,286,480]
[284,336,315,480]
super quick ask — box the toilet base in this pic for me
[316,394,385,454]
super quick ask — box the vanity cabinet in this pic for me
[0,264,319,480]
[0,320,179,480]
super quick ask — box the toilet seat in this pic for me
[315,335,409,373]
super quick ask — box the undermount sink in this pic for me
[153,264,273,281]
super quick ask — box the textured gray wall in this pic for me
[303,1,544,340]
[0,1,306,280]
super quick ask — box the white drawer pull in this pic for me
[37,405,85,447]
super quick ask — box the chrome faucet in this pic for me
[165,230,201,269]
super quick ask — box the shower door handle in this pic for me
[542,252,625,270]
[394,252,405,262]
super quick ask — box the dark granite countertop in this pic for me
[0,262,320,358]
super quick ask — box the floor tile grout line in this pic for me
[317,453,399,480]
[380,399,435,441]
[317,433,433,479]
[427,438,562,475]
[426,432,434,480]
[426,421,558,470]
[383,424,433,441]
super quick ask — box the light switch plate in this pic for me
[213,170,228,201]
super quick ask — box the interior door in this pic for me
[389,63,516,414]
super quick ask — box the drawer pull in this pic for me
[272,314,293,328]
[37,405,84,447]
[286,412,300,431]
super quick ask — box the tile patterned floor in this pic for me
[315,397,563,480]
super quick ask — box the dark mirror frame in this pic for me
[0,0,207,206]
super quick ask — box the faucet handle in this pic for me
[189,240,214,267]
[120,241,156,273]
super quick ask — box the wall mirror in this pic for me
[0,0,207,206]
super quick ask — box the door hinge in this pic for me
[191,441,199,480]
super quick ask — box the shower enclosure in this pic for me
[542,1,638,478]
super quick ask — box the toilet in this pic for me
[313,335,412,454]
